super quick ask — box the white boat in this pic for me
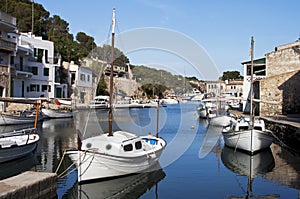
[197,99,217,118]
[0,128,39,163]
[209,115,232,127]
[55,98,72,106]
[67,8,166,183]
[160,98,178,104]
[41,108,73,119]
[67,132,166,182]
[222,37,273,154]
[89,95,110,109]
[0,112,42,125]
[222,117,273,154]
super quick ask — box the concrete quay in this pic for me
[262,114,300,153]
[0,171,57,199]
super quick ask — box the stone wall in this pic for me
[259,70,300,116]
[266,41,300,78]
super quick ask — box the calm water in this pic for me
[1,103,300,198]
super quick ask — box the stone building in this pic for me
[0,11,17,110]
[259,41,300,115]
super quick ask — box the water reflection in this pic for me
[0,153,37,180]
[79,167,165,199]
[221,146,278,198]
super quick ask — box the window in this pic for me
[34,48,44,63]
[44,68,49,76]
[42,85,48,91]
[80,74,85,81]
[135,141,142,150]
[30,84,40,92]
[48,85,51,92]
[32,67,38,75]
[123,144,133,152]
[45,50,48,63]
[87,75,90,82]
[10,56,14,65]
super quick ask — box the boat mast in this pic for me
[108,8,116,136]
[250,36,254,152]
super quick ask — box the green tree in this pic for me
[96,77,108,96]
[221,71,243,81]
[76,32,97,58]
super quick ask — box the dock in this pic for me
[0,171,57,199]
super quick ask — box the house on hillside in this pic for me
[68,61,97,105]
[11,32,68,98]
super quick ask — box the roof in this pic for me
[241,57,265,65]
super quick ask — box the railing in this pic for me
[0,11,16,26]
[0,38,17,52]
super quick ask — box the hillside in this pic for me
[131,65,193,95]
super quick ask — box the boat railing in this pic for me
[0,127,37,138]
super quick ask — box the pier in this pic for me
[262,114,300,153]
[0,171,57,199]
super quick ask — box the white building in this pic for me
[205,80,225,97]
[11,32,68,98]
[241,58,266,112]
[68,61,96,104]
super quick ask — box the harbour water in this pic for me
[1,103,300,198]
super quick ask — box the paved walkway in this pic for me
[261,114,300,128]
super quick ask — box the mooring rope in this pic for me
[269,131,300,153]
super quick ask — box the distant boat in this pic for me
[41,108,73,119]
[89,95,110,109]
[67,8,166,183]
[0,128,39,163]
[197,99,217,119]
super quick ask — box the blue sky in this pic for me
[35,0,300,79]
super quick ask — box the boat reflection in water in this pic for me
[221,146,277,198]
[76,163,166,199]
[0,153,37,180]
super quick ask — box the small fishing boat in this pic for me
[0,113,37,125]
[41,108,73,119]
[0,128,39,163]
[67,8,166,183]
[222,37,273,155]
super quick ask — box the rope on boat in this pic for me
[269,131,300,153]
[55,150,95,179]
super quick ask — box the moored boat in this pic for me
[41,108,73,119]
[66,8,166,183]
[0,128,39,163]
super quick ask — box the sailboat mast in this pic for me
[250,36,254,129]
[108,8,116,136]
[250,36,254,153]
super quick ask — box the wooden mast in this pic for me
[108,8,116,136]
[250,36,254,153]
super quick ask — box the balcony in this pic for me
[12,64,33,79]
[0,11,16,26]
[0,37,17,52]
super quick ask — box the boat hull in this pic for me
[222,130,273,154]
[0,131,39,163]
[67,136,166,183]
[42,108,73,119]
[0,115,36,125]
